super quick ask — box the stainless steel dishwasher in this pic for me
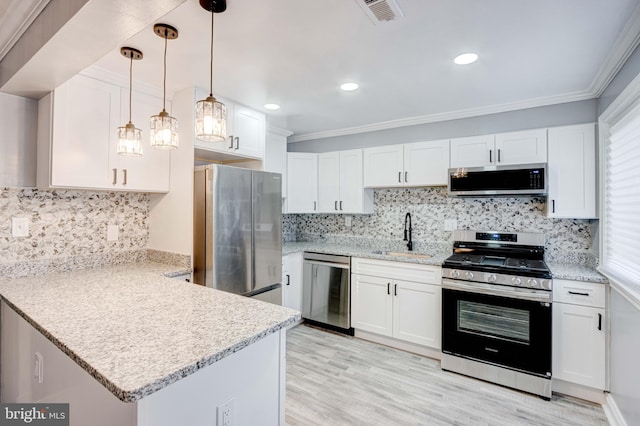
[302,252,353,335]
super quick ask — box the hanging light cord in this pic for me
[209,1,216,96]
[162,30,168,112]
[128,53,133,123]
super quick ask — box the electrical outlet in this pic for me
[107,225,119,242]
[344,215,352,227]
[12,217,29,238]
[217,399,234,426]
[444,219,457,231]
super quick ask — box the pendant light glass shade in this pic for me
[151,24,179,150]
[150,110,179,149]
[195,0,227,142]
[117,47,143,156]
[195,96,226,141]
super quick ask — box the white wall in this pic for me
[0,92,37,187]
[288,99,597,153]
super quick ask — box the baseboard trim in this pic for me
[603,393,628,426]
[354,329,441,360]
[552,379,606,404]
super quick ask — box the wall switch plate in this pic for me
[107,225,119,242]
[217,399,234,426]
[444,219,457,231]
[11,217,29,237]
[345,215,352,227]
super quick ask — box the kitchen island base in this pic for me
[1,301,286,426]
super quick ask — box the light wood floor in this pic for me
[286,324,609,426]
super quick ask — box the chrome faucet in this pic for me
[403,212,413,251]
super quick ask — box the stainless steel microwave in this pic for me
[447,163,547,197]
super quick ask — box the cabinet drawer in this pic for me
[553,279,606,308]
[352,257,441,285]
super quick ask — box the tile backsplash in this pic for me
[284,187,598,265]
[0,188,149,264]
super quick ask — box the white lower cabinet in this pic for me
[282,252,303,311]
[351,258,441,349]
[552,279,607,391]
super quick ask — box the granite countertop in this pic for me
[0,262,300,403]
[283,241,448,266]
[283,242,608,283]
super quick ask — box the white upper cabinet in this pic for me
[363,144,404,187]
[403,140,450,186]
[363,140,449,188]
[192,90,266,161]
[286,152,318,213]
[318,149,373,214]
[547,123,596,218]
[37,74,170,192]
[450,129,547,168]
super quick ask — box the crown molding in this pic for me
[267,126,293,137]
[80,65,168,100]
[288,90,595,143]
[589,3,640,98]
[0,0,50,62]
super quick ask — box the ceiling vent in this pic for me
[356,0,405,24]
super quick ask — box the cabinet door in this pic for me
[351,274,393,336]
[339,149,370,213]
[286,153,318,213]
[282,252,303,311]
[363,145,404,187]
[51,74,120,189]
[232,104,265,159]
[392,280,441,348]
[403,140,450,186]
[547,124,596,218]
[117,90,171,192]
[494,129,547,165]
[265,131,288,198]
[552,303,605,389]
[450,135,495,168]
[318,152,341,212]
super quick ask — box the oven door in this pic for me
[442,279,552,377]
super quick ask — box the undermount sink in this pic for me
[370,250,432,259]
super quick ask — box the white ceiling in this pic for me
[47,0,640,140]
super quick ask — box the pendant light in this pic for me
[195,0,227,142]
[117,47,143,156]
[150,23,179,150]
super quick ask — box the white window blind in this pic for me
[604,114,640,294]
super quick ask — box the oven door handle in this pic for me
[442,279,552,303]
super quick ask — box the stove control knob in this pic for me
[511,277,522,286]
[450,270,460,279]
[528,279,539,288]
[464,271,474,280]
[487,274,497,283]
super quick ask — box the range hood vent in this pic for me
[356,0,405,24]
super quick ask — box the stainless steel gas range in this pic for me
[441,230,553,399]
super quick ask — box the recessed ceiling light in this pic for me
[340,82,359,91]
[264,103,280,110]
[454,53,478,65]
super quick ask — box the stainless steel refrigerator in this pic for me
[193,165,282,304]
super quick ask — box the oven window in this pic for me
[457,301,530,344]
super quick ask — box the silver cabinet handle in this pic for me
[122,169,127,185]
[598,313,602,330]
[313,201,316,211]
[112,168,117,185]
[498,149,501,162]
[398,171,401,183]
[335,201,338,211]
[387,283,390,295]
[339,201,343,210]
[234,136,239,150]
[568,291,590,296]
[552,200,556,213]
[394,283,398,296]
[228,135,234,149]
[286,274,290,286]
[405,171,408,182]
[489,149,493,163]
